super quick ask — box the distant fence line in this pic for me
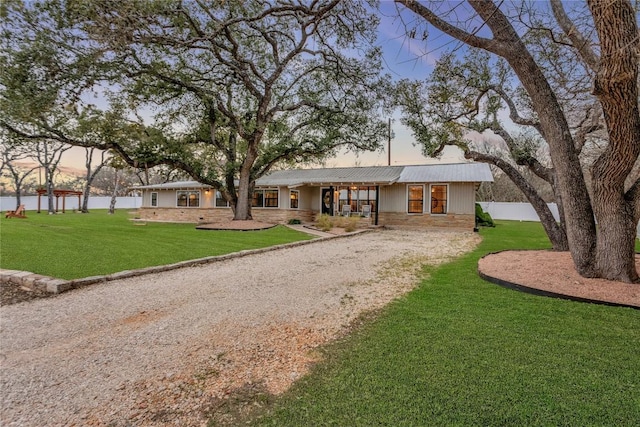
[477,202,640,238]
[478,201,560,222]
[0,196,142,212]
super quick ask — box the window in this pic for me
[430,184,448,214]
[407,185,424,214]
[150,192,158,207]
[252,189,279,208]
[177,190,200,207]
[290,190,299,209]
[265,190,278,207]
[215,191,230,207]
[337,186,376,214]
[252,190,264,207]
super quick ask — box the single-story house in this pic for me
[132,162,493,230]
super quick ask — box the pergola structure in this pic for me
[36,189,83,213]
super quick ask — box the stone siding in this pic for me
[377,212,474,230]
[136,207,471,229]
[136,207,316,223]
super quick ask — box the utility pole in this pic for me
[387,118,391,166]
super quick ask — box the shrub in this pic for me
[287,218,302,225]
[343,216,359,232]
[475,203,495,227]
[316,213,333,231]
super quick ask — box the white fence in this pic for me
[1,196,142,212]
[477,201,640,238]
[477,202,560,222]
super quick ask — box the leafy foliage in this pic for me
[1,0,390,220]
[475,203,494,227]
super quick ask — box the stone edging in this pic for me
[477,252,640,310]
[1,229,373,295]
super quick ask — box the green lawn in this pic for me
[0,210,313,280]
[250,221,640,426]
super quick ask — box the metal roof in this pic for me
[133,163,492,190]
[256,166,405,187]
[398,163,493,183]
[134,181,208,190]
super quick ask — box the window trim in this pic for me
[429,183,448,215]
[252,188,279,208]
[150,192,158,207]
[407,184,424,214]
[176,190,201,208]
[289,190,299,209]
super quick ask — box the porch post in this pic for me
[330,186,334,216]
[375,185,379,226]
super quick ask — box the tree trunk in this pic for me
[233,178,253,220]
[46,169,55,214]
[471,151,569,250]
[587,0,640,282]
[232,143,258,221]
[10,170,23,209]
[109,170,119,214]
[81,189,91,213]
[593,196,638,282]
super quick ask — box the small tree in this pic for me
[80,147,108,212]
[0,137,38,209]
[31,140,70,214]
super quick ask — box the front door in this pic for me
[321,187,334,215]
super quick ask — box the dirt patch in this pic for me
[0,281,52,305]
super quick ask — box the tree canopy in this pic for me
[1,0,390,220]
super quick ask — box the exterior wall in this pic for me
[146,189,210,208]
[448,182,476,214]
[135,182,477,230]
[137,206,316,223]
[378,212,474,229]
[379,184,406,212]
[379,182,476,215]
[252,208,315,223]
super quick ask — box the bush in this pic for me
[316,213,333,231]
[343,216,359,232]
[287,218,301,225]
[475,203,495,227]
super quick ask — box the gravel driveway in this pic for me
[0,229,480,426]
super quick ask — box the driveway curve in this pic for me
[0,229,480,426]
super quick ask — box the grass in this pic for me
[0,210,313,280]
[249,221,640,426]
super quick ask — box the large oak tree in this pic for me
[395,0,639,283]
[1,0,389,220]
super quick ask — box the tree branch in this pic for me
[550,0,600,73]
[395,0,499,51]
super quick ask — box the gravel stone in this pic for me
[0,229,480,426]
